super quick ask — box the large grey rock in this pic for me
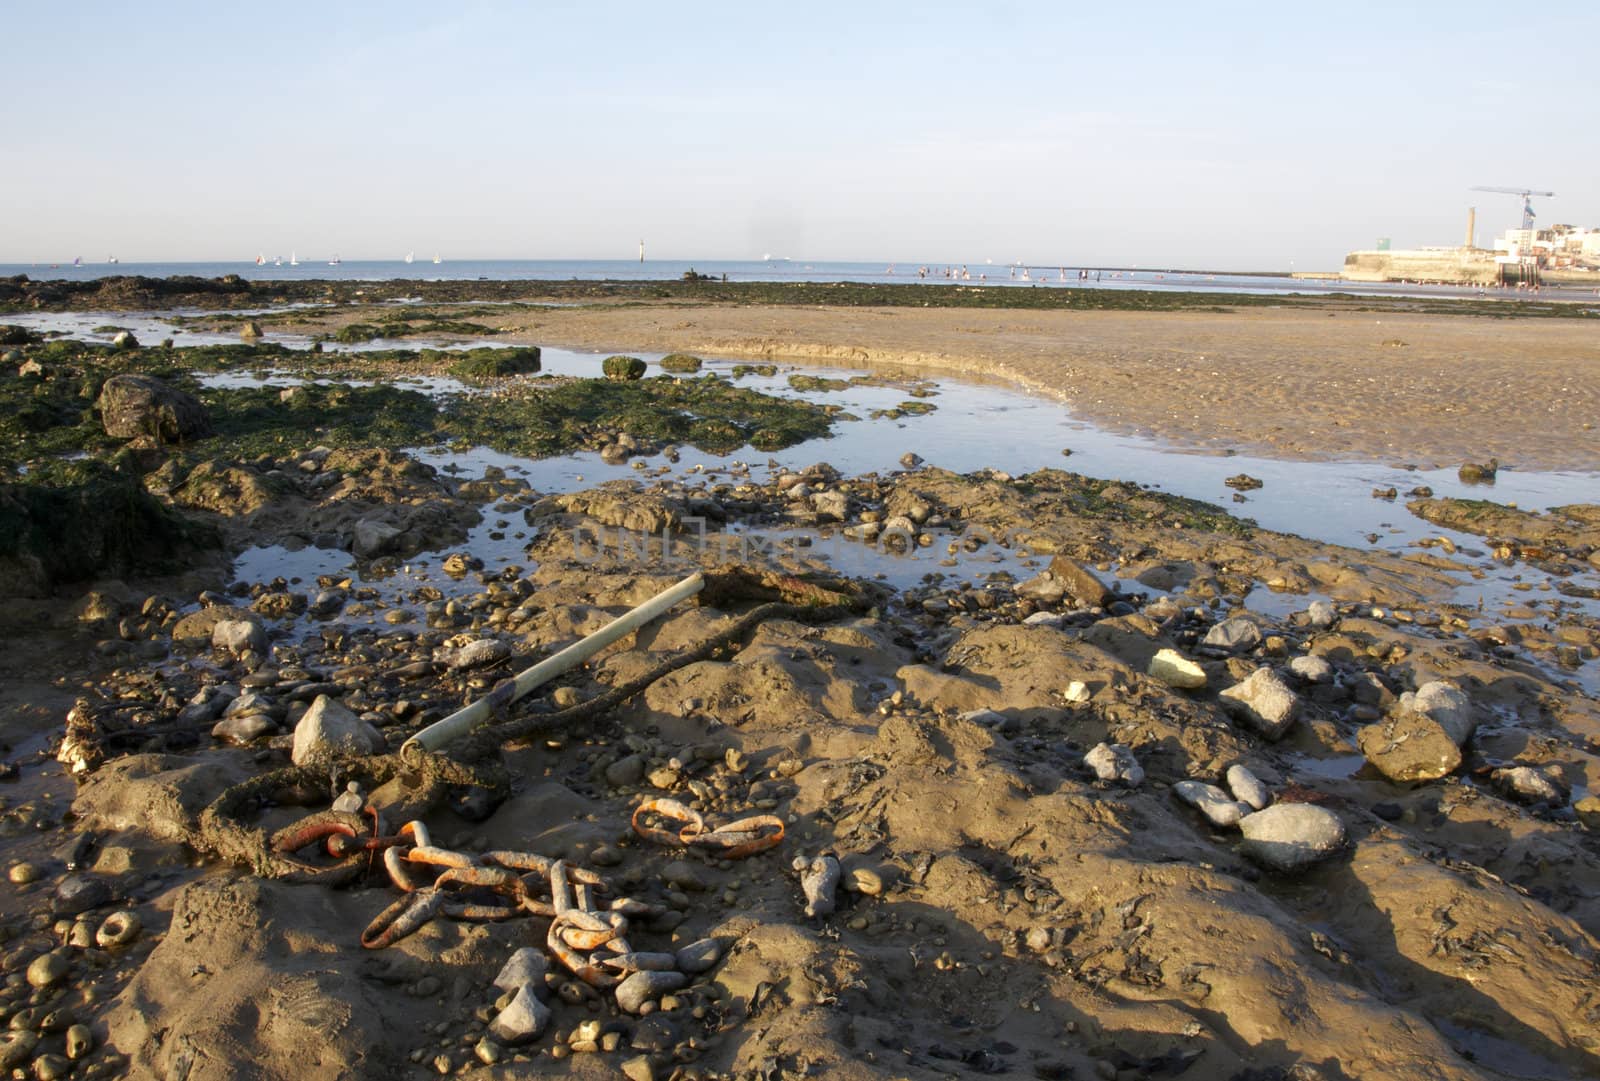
[450,638,510,670]
[1045,555,1111,608]
[211,619,266,655]
[674,938,723,974]
[211,714,276,745]
[493,947,548,992]
[615,970,687,1014]
[1203,617,1262,653]
[96,374,212,443]
[351,517,403,559]
[1174,780,1251,828]
[1084,742,1144,787]
[1218,667,1299,740]
[1288,655,1334,684]
[291,695,384,766]
[488,985,551,1044]
[1305,600,1338,628]
[1492,765,1564,804]
[1239,803,1345,872]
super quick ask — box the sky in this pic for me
[4,0,1597,270]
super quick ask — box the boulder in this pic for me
[211,619,267,655]
[488,986,551,1044]
[1046,554,1111,608]
[1148,648,1207,689]
[96,374,212,443]
[1239,803,1345,872]
[291,695,385,766]
[1218,667,1299,740]
[602,355,647,381]
[1357,681,1475,784]
[1225,764,1272,811]
[351,517,404,559]
[1203,617,1262,653]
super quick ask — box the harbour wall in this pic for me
[1342,249,1498,285]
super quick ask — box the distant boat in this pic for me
[107,255,118,264]
[404,251,414,264]
[273,256,282,266]
[255,254,265,266]
[329,254,341,266]
[432,253,441,265]
[72,256,82,267]
[290,251,299,266]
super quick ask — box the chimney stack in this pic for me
[1465,206,1477,249]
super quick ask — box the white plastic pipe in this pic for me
[403,571,705,756]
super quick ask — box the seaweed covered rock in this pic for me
[97,374,212,444]
[446,346,541,381]
[0,462,219,597]
[658,353,703,374]
[602,355,647,381]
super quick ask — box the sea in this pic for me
[4,258,1594,303]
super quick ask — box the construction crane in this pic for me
[1471,186,1555,231]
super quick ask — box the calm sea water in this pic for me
[3,258,1591,303]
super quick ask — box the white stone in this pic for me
[1225,764,1271,811]
[1398,681,1474,746]
[1084,742,1144,787]
[1062,681,1091,704]
[1174,780,1251,828]
[1148,649,1207,689]
[1288,655,1334,684]
[291,694,385,766]
[1202,617,1261,653]
[211,619,266,654]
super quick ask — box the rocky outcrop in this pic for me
[97,374,212,444]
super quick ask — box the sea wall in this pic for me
[1342,249,1498,285]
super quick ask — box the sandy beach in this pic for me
[480,302,1600,471]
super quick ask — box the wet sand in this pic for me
[482,303,1600,471]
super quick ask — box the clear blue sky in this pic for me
[4,0,1595,269]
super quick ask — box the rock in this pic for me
[53,874,112,916]
[240,320,264,339]
[675,937,723,974]
[27,952,69,988]
[1492,765,1564,803]
[1305,600,1338,629]
[621,1055,657,1081]
[602,355,647,381]
[615,970,687,1014]
[211,713,276,745]
[95,910,141,949]
[661,860,708,892]
[494,947,549,992]
[0,1032,36,1071]
[1203,617,1262,653]
[450,638,510,670]
[291,694,385,766]
[1357,682,1475,784]
[96,373,212,443]
[812,489,849,521]
[1357,710,1465,783]
[212,619,267,655]
[9,861,42,885]
[629,1015,680,1052]
[1225,764,1272,810]
[1288,655,1334,684]
[488,985,551,1044]
[1225,473,1263,491]
[1084,742,1144,787]
[111,330,139,349]
[474,1038,503,1066]
[1457,458,1498,484]
[1174,781,1252,828]
[605,754,646,788]
[1044,555,1112,608]
[64,1024,94,1060]
[794,853,841,917]
[352,517,404,559]
[1239,803,1346,872]
[1218,668,1299,740]
[1397,682,1474,746]
[34,1053,73,1081]
[1148,648,1207,689]
[1062,680,1091,704]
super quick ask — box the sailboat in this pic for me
[72,256,82,267]
[290,251,299,266]
[255,254,265,266]
[328,254,341,266]
[273,256,282,267]
[404,251,414,264]
[432,253,441,265]
[107,255,119,264]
